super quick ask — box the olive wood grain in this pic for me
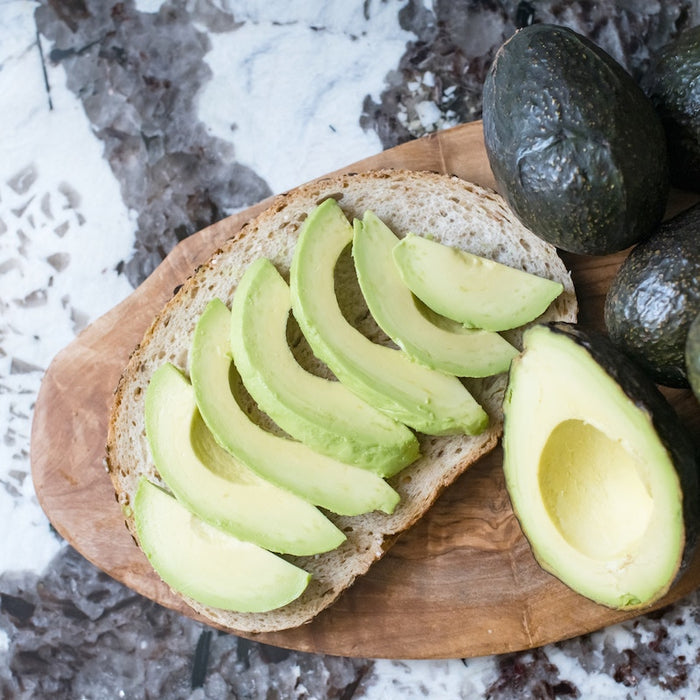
[30,120,700,659]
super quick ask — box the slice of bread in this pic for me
[106,169,578,633]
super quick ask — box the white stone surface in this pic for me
[2,0,700,697]
[198,1,410,194]
[0,0,134,573]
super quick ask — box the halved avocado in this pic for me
[392,232,564,331]
[190,298,401,514]
[290,198,488,436]
[133,478,310,613]
[228,259,419,476]
[145,363,345,555]
[503,323,699,610]
[353,212,518,377]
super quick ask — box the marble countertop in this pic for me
[3,1,700,697]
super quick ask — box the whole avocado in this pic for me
[605,202,700,387]
[641,26,700,191]
[482,24,669,255]
[687,312,700,402]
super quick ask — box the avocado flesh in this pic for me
[228,259,419,476]
[145,363,345,555]
[353,212,518,377]
[392,232,563,332]
[503,324,694,609]
[133,479,310,613]
[191,298,401,514]
[290,198,488,436]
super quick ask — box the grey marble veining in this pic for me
[4,545,700,698]
[36,0,273,287]
[3,0,700,697]
[364,0,694,149]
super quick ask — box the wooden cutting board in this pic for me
[30,120,700,660]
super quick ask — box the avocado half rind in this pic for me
[483,24,668,255]
[503,322,699,609]
[604,202,700,387]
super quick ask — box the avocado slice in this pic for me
[228,260,419,476]
[686,312,700,404]
[145,363,345,555]
[352,212,518,376]
[290,198,489,436]
[191,298,401,513]
[392,232,563,332]
[604,202,700,387]
[503,323,699,610]
[133,478,311,612]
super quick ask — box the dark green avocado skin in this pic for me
[642,26,700,192]
[687,313,700,403]
[546,322,700,574]
[483,24,669,255]
[604,202,700,388]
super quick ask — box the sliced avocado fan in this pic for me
[190,298,401,514]
[503,323,699,610]
[145,362,345,555]
[228,259,419,476]
[393,233,564,331]
[353,210,519,377]
[133,479,311,613]
[290,198,488,436]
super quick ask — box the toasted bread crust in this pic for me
[106,169,577,633]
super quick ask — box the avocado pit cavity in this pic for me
[503,323,697,610]
[538,419,653,561]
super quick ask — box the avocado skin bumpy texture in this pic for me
[642,25,700,192]
[687,314,700,403]
[482,24,669,255]
[605,202,700,388]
